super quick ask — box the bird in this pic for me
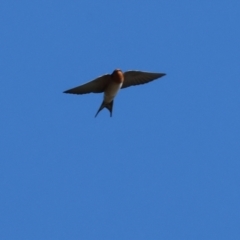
[63,69,166,117]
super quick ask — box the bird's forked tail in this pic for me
[95,100,114,117]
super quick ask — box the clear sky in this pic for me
[1,1,240,239]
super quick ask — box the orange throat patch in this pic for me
[111,69,124,83]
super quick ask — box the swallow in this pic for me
[63,69,166,117]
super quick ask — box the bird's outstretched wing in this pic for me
[121,71,166,89]
[63,74,111,94]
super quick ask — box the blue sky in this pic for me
[1,1,240,239]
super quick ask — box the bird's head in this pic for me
[111,69,124,83]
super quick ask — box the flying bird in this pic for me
[63,69,166,117]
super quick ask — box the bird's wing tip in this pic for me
[63,89,76,94]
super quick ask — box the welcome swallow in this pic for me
[63,69,166,117]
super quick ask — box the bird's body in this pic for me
[104,81,123,103]
[103,70,124,103]
[64,69,166,117]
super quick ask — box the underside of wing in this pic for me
[63,74,111,94]
[121,71,166,89]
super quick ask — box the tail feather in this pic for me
[95,100,114,117]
